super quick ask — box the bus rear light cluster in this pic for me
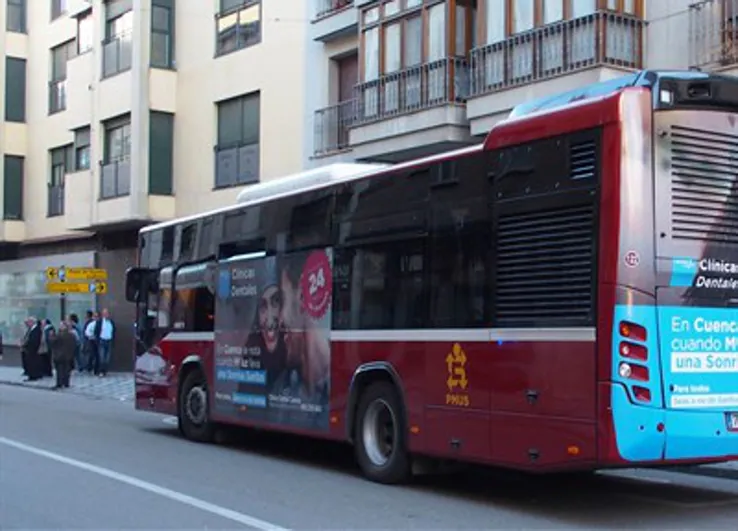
[619,341,648,361]
[618,320,651,404]
[619,320,647,342]
[632,386,652,403]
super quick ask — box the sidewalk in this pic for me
[0,366,134,402]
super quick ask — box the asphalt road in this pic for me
[1,385,738,530]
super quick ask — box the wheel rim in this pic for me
[185,385,207,426]
[362,398,396,467]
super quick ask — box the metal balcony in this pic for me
[469,11,645,97]
[689,0,738,70]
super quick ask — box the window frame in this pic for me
[4,56,26,123]
[74,127,91,171]
[104,118,132,164]
[359,0,476,82]
[214,92,261,189]
[476,0,644,46]
[51,0,67,20]
[3,155,24,221]
[48,144,73,217]
[102,7,134,78]
[77,10,94,54]
[151,0,175,69]
[7,0,26,33]
[49,39,76,115]
[215,0,262,57]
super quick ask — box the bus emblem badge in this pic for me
[624,250,640,268]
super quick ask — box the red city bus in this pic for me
[126,70,738,484]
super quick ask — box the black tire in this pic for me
[178,368,215,443]
[354,381,410,484]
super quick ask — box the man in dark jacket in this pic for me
[50,322,76,389]
[21,317,42,381]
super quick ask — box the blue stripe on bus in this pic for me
[669,257,698,287]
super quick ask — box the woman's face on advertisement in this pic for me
[259,285,281,353]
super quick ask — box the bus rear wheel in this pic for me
[178,368,215,443]
[354,381,410,484]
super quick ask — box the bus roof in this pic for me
[235,162,388,205]
[140,144,484,235]
[508,69,729,119]
[141,70,732,237]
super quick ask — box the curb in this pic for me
[0,377,134,402]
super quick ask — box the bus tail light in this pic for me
[632,386,652,403]
[619,320,647,342]
[619,341,648,361]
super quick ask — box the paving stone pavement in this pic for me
[0,366,134,401]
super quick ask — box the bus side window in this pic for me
[172,285,214,332]
[333,238,426,330]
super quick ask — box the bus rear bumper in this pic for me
[609,383,738,465]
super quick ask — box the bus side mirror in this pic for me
[125,267,149,303]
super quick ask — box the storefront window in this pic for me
[0,267,95,346]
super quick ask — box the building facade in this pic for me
[309,0,738,164]
[0,0,314,369]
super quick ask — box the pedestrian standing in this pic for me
[95,308,116,377]
[21,317,43,381]
[84,311,99,375]
[50,322,76,389]
[39,318,55,377]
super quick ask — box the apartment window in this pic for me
[6,0,26,33]
[215,92,260,188]
[50,40,76,114]
[151,0,175,68]
[48,145,73,217]
[4,57,26,123]
[105,119,131,163]
[360,0,474,81]
[77,11,94,54]
[51,0,67,20]
[74,127,91,170]
[149,111,174,195]
[103,0,133,77]
[480,0,641,45]
[101,116,132,198]
[216,0,262,56]
[472,0,644,93]
[359,0,472,118]
[3,156,24,221]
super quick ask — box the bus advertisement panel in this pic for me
[212,249,333,430]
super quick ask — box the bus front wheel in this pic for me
[354,381,410,484]
[178,368,215,443]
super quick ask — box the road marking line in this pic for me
[0,436,289,531]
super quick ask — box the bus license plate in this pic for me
[728,413,738,432]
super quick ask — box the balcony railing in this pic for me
[100,159,131,199]
[356,57,469,125]
[313,99,357,156]
[102,32,132,78]
[49,79,67,114]
[315,0,353,19]
[47,184,64,217]
[690,0,737,70]
[470,11,645,97]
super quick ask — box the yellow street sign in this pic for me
[45,266,107,281]
[66,267,108,281]
[46,280,108,294]
[46,282,93,294]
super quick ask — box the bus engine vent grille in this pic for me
[494,204,596,326]
[670,125,738,245]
